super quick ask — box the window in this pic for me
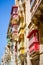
[13,7,18,14]
[36,32,39,41]
[29,33,34,41]
[30,0,36,8]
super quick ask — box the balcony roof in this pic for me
[11,5,18,14]
[27,29,38,38]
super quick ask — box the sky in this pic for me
[0,0,15,63]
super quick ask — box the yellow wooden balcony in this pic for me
[18,47,25,55]
[11,18,17,24]
[18,40,24,50]
[19,46,24,50]
[10,15,19,25]
[19,34,24,40]
[18,22,26,32]
[20,47,25,55]
[20,49,25,54]
[12,34,19,41]
[18,28,25,35]
[20,21,26,28]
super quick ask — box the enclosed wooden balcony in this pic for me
[31,0,43,18]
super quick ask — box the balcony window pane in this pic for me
[30,0,35,8]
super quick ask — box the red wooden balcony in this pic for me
[27,29,39,47]
[29,43,39,53]
[11,6,18,15]
[27,29,39,54]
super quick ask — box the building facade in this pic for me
[1,0,43,65]
[27,0,43,65]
